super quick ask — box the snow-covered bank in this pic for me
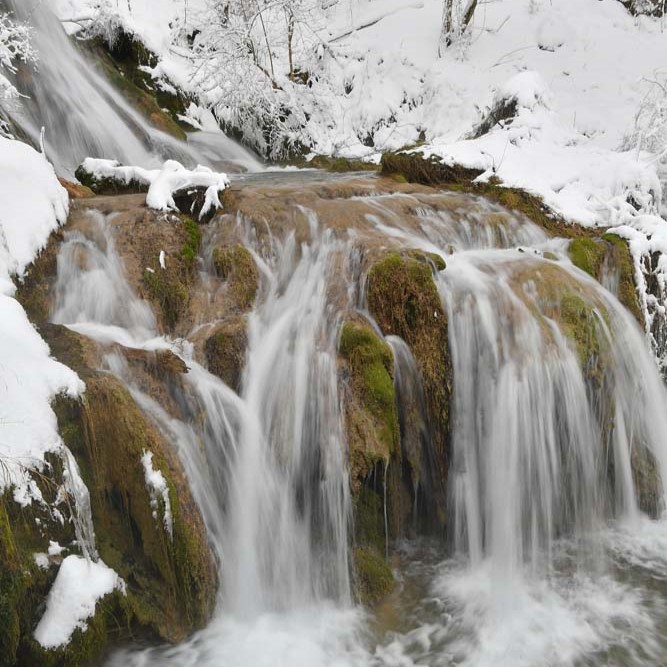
[0,136,84,503]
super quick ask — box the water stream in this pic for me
[44,188,667,667]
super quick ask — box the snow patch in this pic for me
[140,450,173,538]
[34,555,125,649]
[79,158,229,219]
[0,137,85,504]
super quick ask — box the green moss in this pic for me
[568,238,606,278]
[143,269,189,330]
[353,486,386,555]
[353,546,394,606]
[74,164,148,196]
[559,294,600,362]
[212,245,259,311]
[339,322,399,462]
[180,216,201,267]
[406,249,446,272]
[602,233,643,326]
[0,499,21,664]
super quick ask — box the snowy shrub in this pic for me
[0,11,36,100]
[623,74,667,203]
[618,0,665,17]
[190,0,322,158]
[439,0,478,54]
[74,0,127,49]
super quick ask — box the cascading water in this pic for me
[1,0,262,175]
[45,181,667,667]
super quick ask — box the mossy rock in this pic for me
[17,589,131,667]
[0,478,81,667]
[366,252,451,527]
[631,443,664,518]
[141,216,201,330]
[339,321,399,490]
[352,546,394,606]
[15,230,63,325]
[53,373,217,644]
[291,155,378,173]
[381,151,483,186]
[204,316,248,391]
[568,235,643,327]
[212,245,259,311]
[568,237,606,279]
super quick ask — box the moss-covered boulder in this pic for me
[53,373,217,644]
[366,252,451,527]
[212,245,259,311]
[204,316,248,391]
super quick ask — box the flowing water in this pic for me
[1,0,262,175]
[12,2,667,663]
[45,187,667,667]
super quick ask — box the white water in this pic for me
[46,190,667,667]
[1,0,262,176]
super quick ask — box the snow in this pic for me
[34,555,125,649]
[0,136,85,504]
[140,450,173,538]
[79,158,230,219]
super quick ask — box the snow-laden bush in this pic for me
[189,0,321,158]
[0,11,36,100]
[619,0,665,17]
[622,74,667,207]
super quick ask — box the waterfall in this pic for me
[44,180,667,666]
[51,205,367,666]
[1,0,262,176]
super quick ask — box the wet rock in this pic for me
[352,546,394,606]
[366,252,451,528]
[212,244,259,312]
[204,316,248,391]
